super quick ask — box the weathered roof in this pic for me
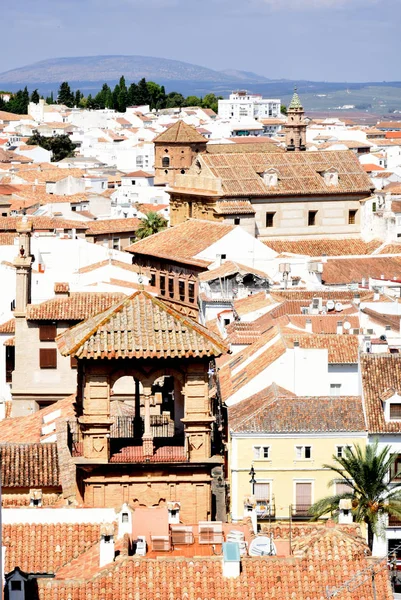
[126,219,235,266]
[264,238,382,257]
[85,218,140,235]
[229,384,365,433]
[27,292,125,321]
[0,216,88,232]
[361,353,401,433]
[153,120,207,144]
[191,150,372,198]
[56,291,228,359]
[199,261,269,283]
[214,200,256,214]
[0,317,15,333]
[0,443,60,487]
[322,256,401,284]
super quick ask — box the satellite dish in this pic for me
[249,536,277,557]
[335,302,343,312]
[380,335,387,341]
[326,300,335,311]
[343,321,351,331]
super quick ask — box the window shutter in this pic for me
[70,356,78,369]
[39,323,57,341]
[40,348,57,369]
[254,482,270,501]
[295,482,311,506]
[336,481,353,495]
[390,404,401,419]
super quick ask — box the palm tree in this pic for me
[308,441,401,549]
[135,211,168,240]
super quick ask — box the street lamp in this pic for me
[249,466,256,494]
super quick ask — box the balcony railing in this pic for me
[256,500,276,520]
[291,504,312,519]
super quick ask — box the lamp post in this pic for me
[249,466,256,494]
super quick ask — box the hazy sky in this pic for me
[1,0,400,82]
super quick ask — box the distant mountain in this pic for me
[0,55,267,86]
[219,69,271,83]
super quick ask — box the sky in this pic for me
[1,0,400,82]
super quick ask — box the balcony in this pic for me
[291,504,312,519]
[256,499,276,520]
[67,415,188,463]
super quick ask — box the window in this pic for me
[295,482,312,515]
[168,276,174,299]
[40,348,57,369]
[160,275,166,296]
[349,210,357,225]
[71,206,77,212]
[308,211,317,226]
[390,403,401,419]
[150,272,156,287]
[335,480,353,495]
[179,280,185,302]
[129,236,136,245]
[330,383,342,396]
[223,318,230,326]
[372,202,377,212]
[295,445,312,459]
[162,156,170,168]
[39,323,57,341]
[70,356,78,369]
[188,282,195,304]
[112,238,120,251]
[265,212,275,227]
[11,581,22,591]
[180,169,185,174]
[131,180,136,185]
[234,217,240,225]
[254,482,270,513]
[122,512,129,523]
[336,445,351,458]
[253,446,270,459]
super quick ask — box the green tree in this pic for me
[112,83,120,111]
[184,95,201,107]
[46,91,54,105]
[6,87,29,114]
[58,82,74,107]
[26,131,77,162]
[86,94,95,110]
[281,104,287,115]
[75,90,82,106]
[135,212,168,240]
[309,441,401,550]
[202,93,222,113]
[137,78,150,105]
[94,83,111,110]
[128,82,139,106]
[30,89,40,103]
[146,81,166,110]
[165,92,185,109]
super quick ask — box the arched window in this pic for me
[181,169,185,174]
[162,156,170,168]
[291,138,294,146]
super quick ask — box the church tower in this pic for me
[285,88,306,152]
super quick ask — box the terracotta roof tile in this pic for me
[199,261,269,283]
[0,318,15,333]
[229,385,365,433]
[264,238,381,257]
[27,292,125,321]
[153,120,207,144]
[56,291,228,360]
[361,354,401,433]
[283,333,359,364]
[322,256,401,284]
[233,291,276,317]
[0,216,88,232]
[0,443,60,487]
[85,218,140,235]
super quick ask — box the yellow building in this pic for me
[228,383,367,522]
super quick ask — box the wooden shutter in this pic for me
[390,404,401,419]
[39,348,57,369]
[295,482,311,507]
[39,323,57,341]
[70,356,78,369]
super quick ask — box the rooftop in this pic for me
[153,120,207,144]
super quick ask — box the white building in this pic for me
[218,91,281,121]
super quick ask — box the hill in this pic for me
[0,55,268,86]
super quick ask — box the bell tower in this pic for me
[285,88,306,152]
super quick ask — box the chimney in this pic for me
[338,499,353,524]
[305,318,312,333]
[373,291,380,301]
[99,523,115,568]
[167,501,181,524]
[222,542,241,578]
[353,293,361,306]
[385,324,391,333]
[337,321,343,335]
[54,282,70,297]
[117,503,132,539]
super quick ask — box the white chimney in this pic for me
[167,501,181,524]
[99,524,115,568]
[243,496,257,534]
[374,291,380,301]
[338,499,353,524]
[222,542,241,578]
[337,321,343,335]
[305,319,312,333]
[118,503,132,539]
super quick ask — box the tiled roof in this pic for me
[226,312,274,345]
[283,333,359,364]
[362,307,400,332]
[4,522,101,575]
[322,256,401,284]
[271,290,374,301]
[199,261,269,283]
[123,170,153,178]
[0,216,88,232]
[153,120,207,144]
[76,259,139,274]
[0,395,76,443]
[361,354,401,433]
[85,218,140,235]
[27,292,125,321]
[33,525,392,600]
[13,167,84,183]
[233,291,276,317]
[0,232,16,245]
[0,443,60,487]
[193,150,372,198]
[0,317,15,333]
[229,385,365,433]
[264,238,381,257]
[286,314,360,334]
[213,200,256,214]
[126,219,234,266]
[207,141,282,154]
[56,291,228,360]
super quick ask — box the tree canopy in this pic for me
[135,211,168,240]
[26,131,77,162]
[308,441,401,549]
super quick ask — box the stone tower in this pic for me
[285,88,306,152]
[153,120,207,185]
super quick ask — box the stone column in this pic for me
[142,389,154,458]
